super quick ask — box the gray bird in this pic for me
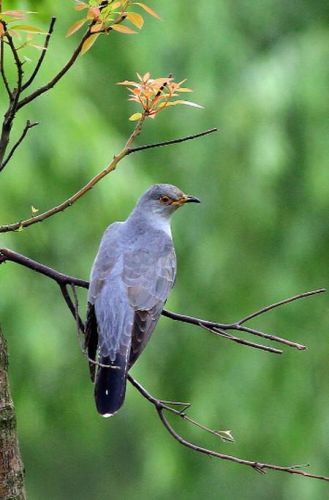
[85,184,200,417]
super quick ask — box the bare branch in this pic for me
[128,374,329,482]
[0,27,24,168]
[0,248,324,355]
[4,30,23,115]
[126,128,218,155]
[0,30,11,98]
[0,124,219,233]
[16,30,91,111]
[162,289,327,352]
[1,247,327,480]
[22,17,57,91]
[199,323,283,354]
[1,120,38,171]
[238,289,326,324]
[0,248,88,287]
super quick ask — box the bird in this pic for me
[85,184,200,417]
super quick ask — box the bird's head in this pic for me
[136,184,200,218]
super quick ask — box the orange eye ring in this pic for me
[160,195,170,203]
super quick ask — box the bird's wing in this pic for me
[122,238,176,365]
[85,222,125,380]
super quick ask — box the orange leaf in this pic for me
[112,24,137,34]
[90,22,104,33]
[127,12,144,29]
[111,24,136,35]
[1,10,26,19]
[87,7,101,20]
[134,3,160,20]
[142,71,150,82]
[117,80,140,86]
[66,19,86,37]
[80,33,100,54]
[0,22,5,37]
[75,1,89,11]
[111,1,124,10]
[172,100,204,109]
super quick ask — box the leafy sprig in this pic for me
[0,10,45,52]
[117,73,203,120]
[67,0,160,54]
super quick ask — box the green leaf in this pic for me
[11,24,46,33]
[129,112,143,121]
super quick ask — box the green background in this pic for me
[1,1,329,498]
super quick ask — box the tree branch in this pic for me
[0,120,38,171]
[127,128,218,155]
[21,17,56,91]
[0,26,24,168]
[0,30,11,98]
[0,328,26,499]
[1,247,327,481]
[0,125,218,233]
[128,374,329,482]
[0,248,324,355]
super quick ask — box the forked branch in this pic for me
[0,247,327,481]
[128,375,329,482]
[0,248,325,354]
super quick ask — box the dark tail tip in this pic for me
[94,356,127,417]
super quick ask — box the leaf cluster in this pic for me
[67,0,160,54]
[117,72,203,121]
[0,9,45,52]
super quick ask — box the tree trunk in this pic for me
[0,328,26,499]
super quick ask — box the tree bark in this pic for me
[0,328,26,500]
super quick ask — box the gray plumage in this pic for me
[85,184,200,417]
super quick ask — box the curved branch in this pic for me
[0,126,217,233]
[128,374,329,482]
[21,17,56,91]
[17,26,91,111]
[1,247,327,481]
[0,32,11,98]
[1,120,38,171]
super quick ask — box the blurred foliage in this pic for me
[1,0,329,498]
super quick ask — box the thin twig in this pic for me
[238,289,326,324]
[22,17,56,91]
[0,124,218,233]
[0,25,11,98]
[0,27,24,168]
[1,120,38,170]
[127,375,232,442]
[129,374,329,482]
[5,30,23,109]
[199,323,283,354]
[162,289,326,351]
[127,128,218,155]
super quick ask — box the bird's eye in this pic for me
[160,195,170,203]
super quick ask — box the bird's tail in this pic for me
[94,355,127,417]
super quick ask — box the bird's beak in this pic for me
[171,194,201,206]
[184,194,201,204]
